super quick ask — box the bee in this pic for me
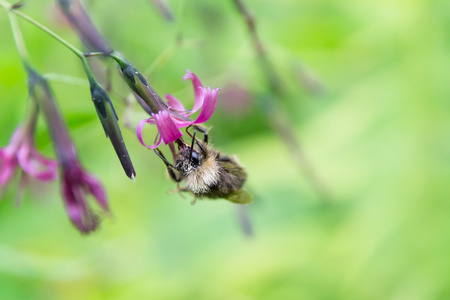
[154,126,252,204]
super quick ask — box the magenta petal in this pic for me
[17,145,58,181]
[62,164,105,234]
[136,118,150,147]
[136,118,163,149]
[171,118,193,128]
[165,94,186,112]
[149,135,163,149]
[83,173,108,210]
[193,87,220,124]
[30,148,58,167]
[9,127,24,146]
[182,70,204,113]
[153,110,183,144]
[169,110,193,127]
[63,178,93,233]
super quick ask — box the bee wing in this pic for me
[226,188,253,204]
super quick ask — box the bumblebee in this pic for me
[155,126,252,204]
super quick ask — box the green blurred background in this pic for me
[0,0,449,299]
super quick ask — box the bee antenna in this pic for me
[189,130,197,164]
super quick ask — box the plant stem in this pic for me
[232,0,331,202]
[0,1,82,57]
[7,11,29,64]
[0,0,97,84]
[44,74,89,88]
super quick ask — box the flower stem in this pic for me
[44,73,89,88]
[0,0,97,84]
[0,1,82,57]
[232,0,331,202]
[7,11,29,65]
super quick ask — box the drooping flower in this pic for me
[27,67,109,233]
[0,111,57,190]
[61,157,108,233]
[136,70,220,149]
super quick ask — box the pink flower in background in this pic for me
[61,158,108,234]
[136,70,220,149]
[27,66,109,234]
[0,125,57,189]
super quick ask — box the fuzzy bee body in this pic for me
[157,126,252,204]
[176,144,248,201]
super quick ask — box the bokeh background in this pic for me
[0,0,449,299]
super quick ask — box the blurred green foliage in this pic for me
[0,0,449,299]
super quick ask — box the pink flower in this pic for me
[61,157,108,234]
[136,70,220,149]
[0,125,57,189]
[27,66,109,234]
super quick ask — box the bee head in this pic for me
[175,130,209,174]
[175,146,203,174]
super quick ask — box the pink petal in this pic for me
[165,94,185,111]
[136,118,150,146]
[153,110,183,145]
[193,87,220,124]
[8,127,25,146]
[17,145,58,181]
[169,110,194,127]
[83,173,108,210]
[136,118,163,149]
[62,165,103,233]
[171,118,193,128]
[63,177,91,233]
[182,70,204,113]
[150,135,163,149]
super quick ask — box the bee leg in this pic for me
[170,183,198,205]
[154,149,181,182]
[167,167,181,182]
[186,125,209,144]
[168,183,186,199]
[170,186,196,202]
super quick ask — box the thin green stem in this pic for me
[144,42,176,76]
[7,11,29,64]
[44,74,89,88]
[0,1,83,57]
[80,57,96,84]
[0,0,97,84]
[84,51,109,57]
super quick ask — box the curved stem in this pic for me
[0,0,83,58]
[0,0,97,84]
[7,11,29,64]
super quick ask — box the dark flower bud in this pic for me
[110,53,168,114]
[90,82,136,180]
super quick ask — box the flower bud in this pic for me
[110,53,168,114]
[90,82,136,179]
